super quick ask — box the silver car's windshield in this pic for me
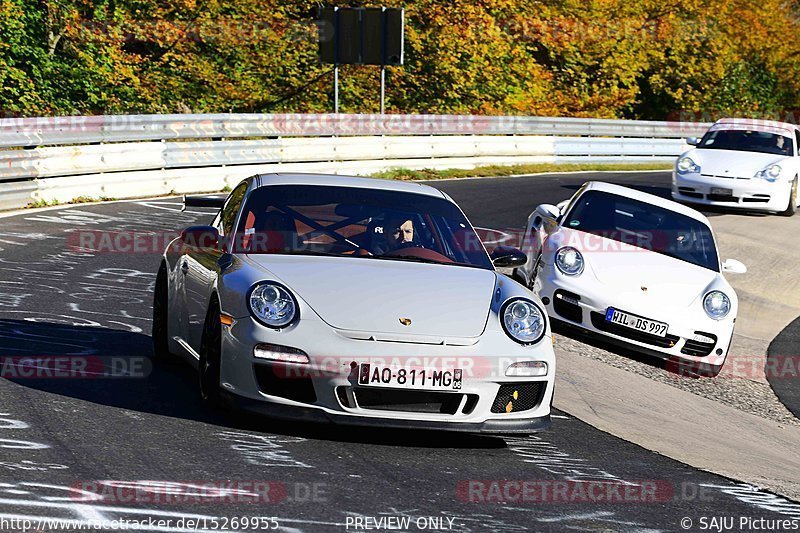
[563,190,720,272]
[234,185,493,270]
[697,129,794,156]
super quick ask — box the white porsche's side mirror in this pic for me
[686,137,700,146]
[536,204,560,220]
[722,259,747,274]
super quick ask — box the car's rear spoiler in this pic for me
[182,195,226,211]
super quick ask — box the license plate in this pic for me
[605,308,669,337]
[710,187,733,196]
[358,364,462,391]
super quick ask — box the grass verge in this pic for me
[371,162,671,181]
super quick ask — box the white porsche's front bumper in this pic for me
[672,171,791,212]
[535,264,734,368]
[217,314,556,434]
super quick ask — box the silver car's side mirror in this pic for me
[181,225,220,251]
[686,137,700,146]
[536,204,560,220]
[721,259,747,274]
[490,246,527,268]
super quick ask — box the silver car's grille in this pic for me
[334,329,479,346]
[700,174,750,180]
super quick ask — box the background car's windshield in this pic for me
[697,129,794,156]
[236,185,493,269]
[563,190,719,271]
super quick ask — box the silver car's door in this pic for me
[184,183,248,354]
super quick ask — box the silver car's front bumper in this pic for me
[218,315,556,433]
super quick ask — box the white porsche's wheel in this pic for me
[780,176,797,217]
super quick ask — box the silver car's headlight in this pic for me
[249,282,298,328]
[754,164,781,182]
[501,299,546,345]
[677,156,700,174]
[555,246,584,276]
[703,291,731,320]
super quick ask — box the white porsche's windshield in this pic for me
[234,185,493,270]
[697,129,794,156]
[563,190,720,272]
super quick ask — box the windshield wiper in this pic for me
[372,254,486,269]
[255,250,342,257]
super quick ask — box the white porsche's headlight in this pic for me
[555,246,584,276]
[677,156,700,174]
[249,283,297,328]
[502,299,546,345]
[703,291,731,320]
[755,164,781,182]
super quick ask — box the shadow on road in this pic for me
[0,318,506,449]
[766,315,800,420]
[552,320,719,378]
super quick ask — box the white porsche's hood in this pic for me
[558,230,719,308]
[246,255,497,338]
[688,148,788,178]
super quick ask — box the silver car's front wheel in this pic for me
[152,263,177,363]
[199,298,223,407]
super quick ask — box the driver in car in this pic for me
[373,216,421,254]
[776,135,791,155]
[390,218,415,248]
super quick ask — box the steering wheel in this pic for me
[382,247,454,263]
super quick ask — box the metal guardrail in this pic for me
[0,113,710,210]
[0,113,710,148]
[1,136,687,182]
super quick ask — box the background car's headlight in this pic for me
[555,246,584,276]
[249,283,297,327]
[703,291,731,320]
[677,156,700,174]
[755,164,781,182]
[502,299,546,344]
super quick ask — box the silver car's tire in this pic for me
[152,263,178,364]
[780,177,798,217]
[199,298,223,407]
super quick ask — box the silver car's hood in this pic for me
[245,255,497,338]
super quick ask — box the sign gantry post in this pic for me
[318,6,405,115]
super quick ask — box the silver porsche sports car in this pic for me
[153,173,555,433]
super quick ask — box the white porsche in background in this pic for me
[516,182,746,376]
[672,118,800,216]
[153,173,556,433]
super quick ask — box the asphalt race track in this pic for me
[0,171,799,532]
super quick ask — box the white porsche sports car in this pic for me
[153,173,555,433]
[672,118,800,215]
[515,182,746,376]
